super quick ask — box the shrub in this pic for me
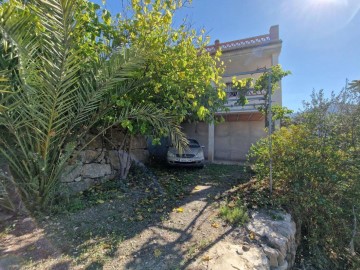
[248,88,360,269]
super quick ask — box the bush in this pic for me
[219,198,249,225]
[248,88,360,269]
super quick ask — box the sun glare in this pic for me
[317,0,338,3]
[280,0,359,38]
[312,0,348,6]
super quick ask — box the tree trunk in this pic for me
[118,135,132,180]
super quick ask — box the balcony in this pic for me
[219,84,267,114]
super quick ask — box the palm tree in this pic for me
[0,0,186,209]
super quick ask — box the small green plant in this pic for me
[186,239,210,260]
[219,198,249,225]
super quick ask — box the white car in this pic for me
[167,138,205,167]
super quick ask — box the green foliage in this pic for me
[231,65,290,96]
[271,104,293,122]
[219,198,249,225]
[0,0,187,209]
[108,0,227,131]
[70,0,228,179]
[249,86,360,268]
[257,65,291,127]
[253,65,291,93]
[231,65,291,125]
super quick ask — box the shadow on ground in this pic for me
[0,164,251,269]
[123,185,239,270]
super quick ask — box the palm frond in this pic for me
[0,0,150,207]
[110,103,188,151]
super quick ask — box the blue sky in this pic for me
[99,0,360,111]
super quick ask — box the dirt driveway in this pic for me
[0,164,252,270]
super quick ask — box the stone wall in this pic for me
[61,130,148,193]
[246,211,297,270]
[189,210,297,270]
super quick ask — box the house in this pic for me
[182,25,283,162]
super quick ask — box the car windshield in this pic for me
[188,139,200,148]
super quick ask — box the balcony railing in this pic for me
[222,87,267,112]
[225,85,267,99]
[206,34,271,53]
[206,25,280,54]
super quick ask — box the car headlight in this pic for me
[195,151,204,158]
[167,151,176,158]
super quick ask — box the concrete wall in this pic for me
[221,49,273,80]
[214,120,266,161]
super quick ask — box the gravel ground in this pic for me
[0,164,250,270]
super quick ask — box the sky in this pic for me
[99,0,360,112]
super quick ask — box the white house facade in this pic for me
[182,25,283,162]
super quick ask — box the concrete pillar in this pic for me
[271,52,282,130]
[208,123,215,162]
[214,39,220,51]
[271,53,279,66]
[269,25,279,41]
[271,52,282,106]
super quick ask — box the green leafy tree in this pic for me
[0,0,186,209]
[110,0,227,126]
[80,0,228,178]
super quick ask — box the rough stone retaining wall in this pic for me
[190,210,297,270]
[246,211,297,270]
[60,131,148,193]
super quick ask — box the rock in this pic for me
[189,211,296,270]
[74,176,82,182]
[86,135,103,149]
[189,242,269,270]
[96,150,106,163]
[277,252,285,265]
[78,151,85,163]
[236,249,243,255]
[81,150,105,163]
[262,246,279,267]
[82,164,111,178]
[274,260,288,270]
[108,150,120,170]
[22,217,32,223]
[94,174,115,184]
[66,178,93,193]
[60,164,82,183]
[106,129,126,146]
[131,149,149,162]
[246,211,296,270]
